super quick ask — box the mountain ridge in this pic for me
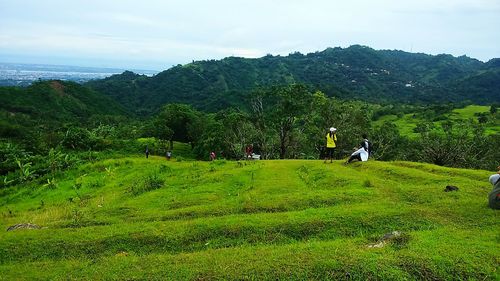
[86,45,500,114]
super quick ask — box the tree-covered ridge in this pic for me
[86,45,500,114]
[0,80,128,122]
[0,80,130,155]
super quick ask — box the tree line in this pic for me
[1,84,499,188]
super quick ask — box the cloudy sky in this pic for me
[0,0,499,70]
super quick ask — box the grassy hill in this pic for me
[1,156,498,280]
[373,105,500,137]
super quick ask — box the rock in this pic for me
[444,185,459,192]
[367,231,402,248]
[6,223,41,231]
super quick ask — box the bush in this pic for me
[128,173,165,195]
[61,128,95,150]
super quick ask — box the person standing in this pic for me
[245,145,253,160]
[324,127,337,163]
[145,145,149,159]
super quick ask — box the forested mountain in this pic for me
[86,45,500,114]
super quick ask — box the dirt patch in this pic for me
[50,81,66,97]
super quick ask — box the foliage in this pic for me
[128,173,165,195]
[87,45,500,114]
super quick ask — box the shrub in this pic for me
[128,173,165,195]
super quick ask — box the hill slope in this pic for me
[0,80,128,121]
[0,80,129,140]
[86,45,500,113]
[0,157,498,279]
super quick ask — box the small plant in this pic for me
[73,181,83,200]
[143,173,164,191]
[43,178,58,189]
[71,208,84,227]
[2,176,14,187]
[392,233,411,249]
[158,164,172,174]
[16,160,32,182]
[105,166,113,174]
[87,178,104,189]
[363,179,373,188]
[128,173,165,195]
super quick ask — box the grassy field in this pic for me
[373,105,500,137]
[0,155,499,280]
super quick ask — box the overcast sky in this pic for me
[0,0,499,70]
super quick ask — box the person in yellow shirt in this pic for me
[324,127,337,163]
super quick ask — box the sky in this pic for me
[0,0,499,71]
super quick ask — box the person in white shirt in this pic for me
[345,134,371,164]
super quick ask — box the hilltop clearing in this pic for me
[1,157,498,280]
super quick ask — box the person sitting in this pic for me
[345,134,371,164]
[488,166,500,210]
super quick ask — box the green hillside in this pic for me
[86,45,500,113]
[373,105,500,137]
[0,80,130,149]
[1,157,498,280]
[0,80,128,121]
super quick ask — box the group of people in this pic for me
[323,127,371,164]
[325,126,499,210]
[145,145,172,160]
[142,129,499,210]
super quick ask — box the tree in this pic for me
[252,84,313,159]
[370,122,403,160]
[490,104,497,114]
[216,109,257,159]
[156,104,201,149]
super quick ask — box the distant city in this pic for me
[0,63,159,86]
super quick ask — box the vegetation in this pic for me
[1,47,499,279]
[1,157,498,280]
[1,82,499,189]
[87,45,500,114]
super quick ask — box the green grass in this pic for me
[450,105,490,119]
[0,157,499,280]
[374,105,500,137]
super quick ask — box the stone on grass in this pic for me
[444,185,459,192]
[367,231,402,248]
[6,223,41,231]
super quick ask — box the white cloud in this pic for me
[0,0,499,69]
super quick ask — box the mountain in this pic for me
[86,45,500,114]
